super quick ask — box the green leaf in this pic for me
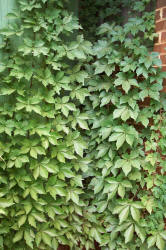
[122,180,132,188]
[113,107,125,119]
[40,166,48,178]
[30,148,37,159]
[160,231,166,240]
[123,80,131,93]
[75,71,88,84]
[144,198,154,214]
[32,213,46,222]
[135,225,146,243]
[119,206,129,224]
[44,229,57,237]
[18,215,27,227]
[73,175,83,187]
[0,28,15,36]
[52,238,58,250]
[57,152,65,163]
[109,133,121,142]
[94,179,104,194]
[122,161,132,176]
[116,134,125,149]
[156,235,165,250]
[74,140,85,157]
[7,12,19,19]
[101,127,112,140]
[77,119,89,130]
[130,206,140,222]
[118,185,125,198]
[0,198,13,208]
[90,228,101,243]
[35,232,42,247]
[147,236,156,248]
[100,95,111,107]
[55,187,66,196]
[96,144,109,158]
[97,201,107,213]
[42,232,52,247]
[71,192,79,205]
[28,215,36,228]
[24,230,33,249]
[126,134,134,146]
[124,224,134,243]
[13,231,23,243]
[0,87,15,95]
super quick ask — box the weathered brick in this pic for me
[156,10,161,21]
[155,2,166,89]
[162,65,166,71]
[162,8,166,18]
[162,79,166,92]
[154,43,166,53]
[156,20,166,31]
[157,0,166,9]
[154,33,160,43]
[161,86,166,92]
[161,31,166,42]
[163,78,166,85]
[154,37,159,44]
[160,54,166,64]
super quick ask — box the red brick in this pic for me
[161,86,166,92]
[156,20,166,31]
[161,31,166,42]
[154,44,160,53]
[157,0,166,8]
[156,10,161,21]
[154,33,160,43]
[163,78,166,85]
[161,79,166,92]
[154,43,166,53]
[154,37,159,44]
[162,66,166,71]
[160,54,166,64]
[162,8,166,18]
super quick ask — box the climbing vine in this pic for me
[82,1,166,250]
[0,0,93,249]
[83,0,166,249]
[0,0,166,249]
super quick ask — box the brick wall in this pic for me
[154,0,166,91]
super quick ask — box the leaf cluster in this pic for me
[0,0,165,249]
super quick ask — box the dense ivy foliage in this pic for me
[0,0,93,249]
[79,0,126,41]
[0,0,166,249]
[83,0,166,249]
[79,0,155,41]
